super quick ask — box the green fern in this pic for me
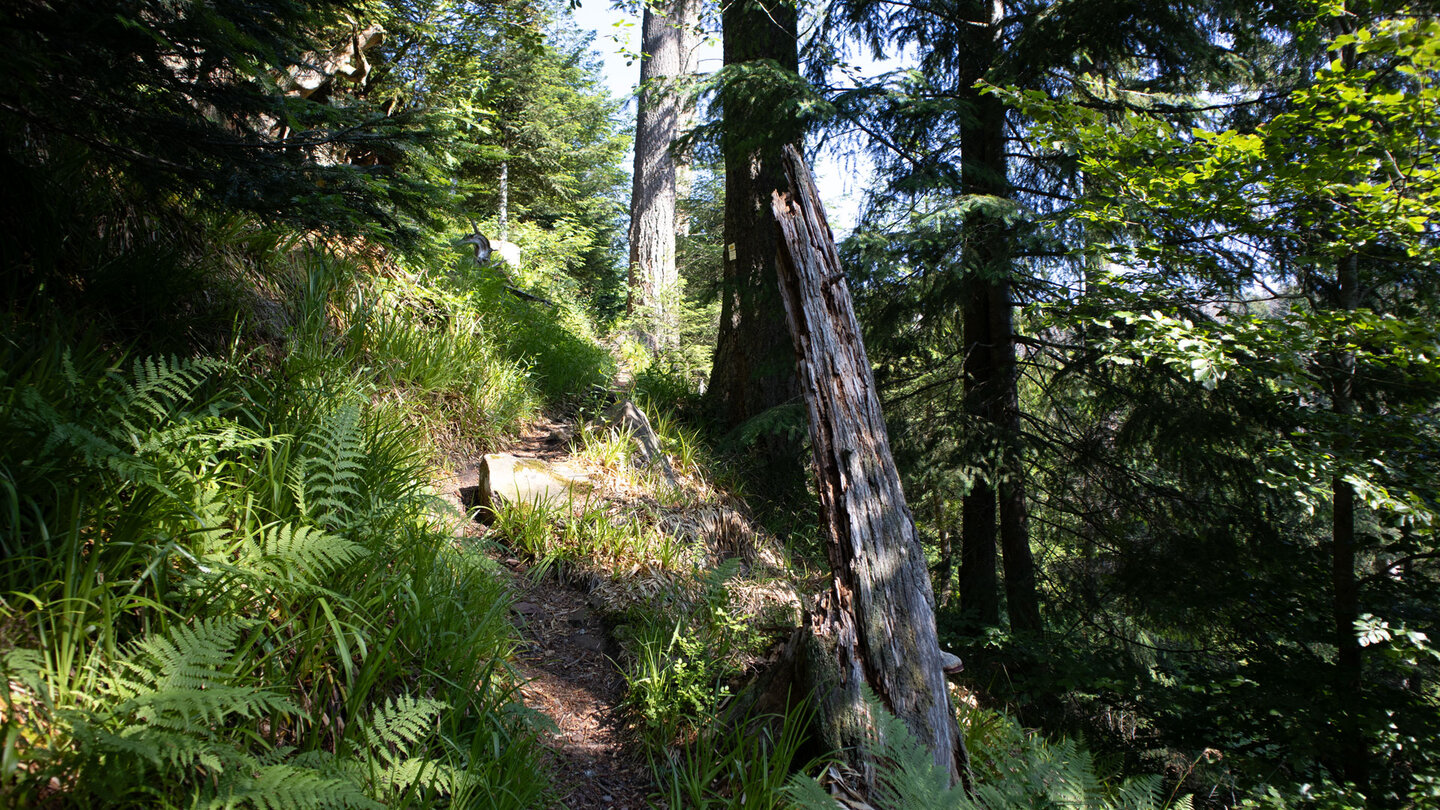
[9,615,408,808]
[113,355,222,439]
[1,327,548,808]
[363,694,445,763]
[359,695,470,798]
[254,521,367,580]
[207,764,382,810]
[292,402,365,531]
[45,618,292,797]
[786,690,1193,810]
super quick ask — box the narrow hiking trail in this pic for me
[438,416,656,809]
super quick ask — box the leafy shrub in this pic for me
[657,700,823,810]
[442,225,615,406]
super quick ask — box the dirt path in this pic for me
[438,417,656,809]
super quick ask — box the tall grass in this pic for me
[0,257,554,805]
[441,238,614,407]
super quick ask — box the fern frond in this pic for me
[363,694,445,761]
[92,725,232,773]
[374,756,459,795]
[785,773,843,809]
[113,355,220,438]
[1114,775,1166,810]
[296,403,365,531]
[867,687,971,810]
[101,619,295,730]
[786,688,1192,810]
[209,764,384,810]
[256,521,367,579]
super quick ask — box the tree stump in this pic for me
[769,143,970,787]
[604,399,677,486]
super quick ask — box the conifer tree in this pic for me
[1020,6,1440,793]
[0,0,438,246]
[628,0,701,352]
[707,0,804,430]
[825,0,1255,635]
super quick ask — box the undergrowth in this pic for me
[787,690,1196,810]
[0,221,614,806]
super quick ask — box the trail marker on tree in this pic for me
[770,144,970,787]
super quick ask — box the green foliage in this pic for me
[975,9,1440,801]
[441,234,616,406]
[0,1,627,805]
[379,0,631,307]
[788,693,1192,810]
[348,270,541,446]
[656,700,822,810]
[488,487,694,576]
[0,310,548,807]
[632,358,708,414]
[6,618,379,808]
[620,559,757,749]
[1,0,441,246]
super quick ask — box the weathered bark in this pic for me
[707,0,801,430]
[674,18,700,241]
[627,0,699,351]
[772,144,969,787]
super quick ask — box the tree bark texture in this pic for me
[957,0,1042,635]
[708,0,801,429]
[771,144,967,786]
[994,276,1041,634]
[627,0,699,351]
[960,280,1000,628]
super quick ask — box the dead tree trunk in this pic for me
[770,144,968,787]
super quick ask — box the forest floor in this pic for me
[438,416,657,810]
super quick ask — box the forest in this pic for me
[1,0,1438,807]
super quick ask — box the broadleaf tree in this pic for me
[1024,10,1440,796]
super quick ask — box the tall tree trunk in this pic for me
[959,282,1000,628]
[627,0,698,352]
[498,160,509,241]
[707,0,801,429]
[994,277,1041,634]
[957,0,1041,635]
[674,18,699,240]
[773,144,969,788]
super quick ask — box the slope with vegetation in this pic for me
[4,0,1440,807]
[0,0,616,804]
